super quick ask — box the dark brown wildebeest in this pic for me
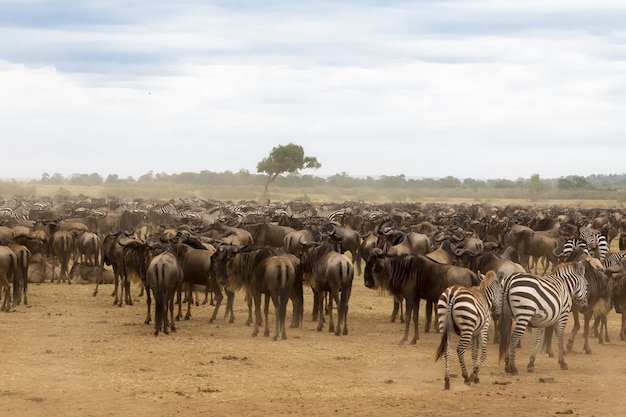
[243,222,295,249]
[73,230,100,266]
[7,242,30,305]
[299,238,354,336]
[166,235,233,324]
[50,229,75,284]
[0,244,16,311]
[322,222,362,275]
[364,250,479,345]
[145,248,182,336]
[216,245,296,340]
[96,229,140,304]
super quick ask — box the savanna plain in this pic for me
[3,273,626,417]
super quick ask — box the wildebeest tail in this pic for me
[154,263,165,336]
[498,283,513,362]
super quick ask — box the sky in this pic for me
[1,0,625,181]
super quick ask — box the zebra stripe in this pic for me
[435,271,503,390]
[499,261,588,375]
[558,239,589,263]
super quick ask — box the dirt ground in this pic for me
[3,278,626,417]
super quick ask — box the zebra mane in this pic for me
[551,261,580,274]
[479,270,498,291]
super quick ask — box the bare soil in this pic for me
[3,280,626,417]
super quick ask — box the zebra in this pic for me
[556,227,609,263]
[498,261,588,375]
[556,238,589,263]
[434,270,503,390]
[579,226,609,261]
[601,249,626,271]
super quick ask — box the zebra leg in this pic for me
[556,321,569,370]
[527,328,545,373]
[471,326,490,384]
[506,319,528,375]
[457,333,472,384]
[444,331,451,390]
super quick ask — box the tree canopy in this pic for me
[257,143,321,194]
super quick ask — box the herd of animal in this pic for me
[2,197,626,390]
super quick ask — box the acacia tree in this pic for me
[257,143,321,195]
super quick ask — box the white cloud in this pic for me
[0,1,625,181]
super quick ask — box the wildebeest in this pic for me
[48,226,75,284]
[167,235,233,324]
[73,230,100,266]
[299,238,354,336]
[0,244,17,311]
[7,242,30,305]
[364,250,479,344]
[96,229,140,304]
[146,248,183,336]
[216,245,296,340]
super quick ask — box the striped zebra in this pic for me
[601,249,626,271]
[557,227,609,263]
[434,270,503,390]
[499,261,588,375]
[579,226,609,261]
[556,239,589,263]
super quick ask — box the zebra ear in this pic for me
[576,260,585,275]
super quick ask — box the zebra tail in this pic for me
[498,284,512,363]
[434,299,453,362]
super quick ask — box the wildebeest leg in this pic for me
[246,292,254,326]
[144,283,152,325]
[174,284,183,321]
[252,291,262,337]
[391,297,400,322]
[312,287,320,321]
[566,305,581,353]
[124,277,133,306]
[289,282,303,328]
[327,291,336,333]
[581,309,593,354]
[184,284,194,320]
[316,290,325,332]
[208,281,224,323]
[424,300,434,333]
[263,293,272,337]
[168,289,176,333]
[621,313,626,341]
[399,298,413,345]
[410,300,421,344]
[225,290,236,323]
[339,277,352,336]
